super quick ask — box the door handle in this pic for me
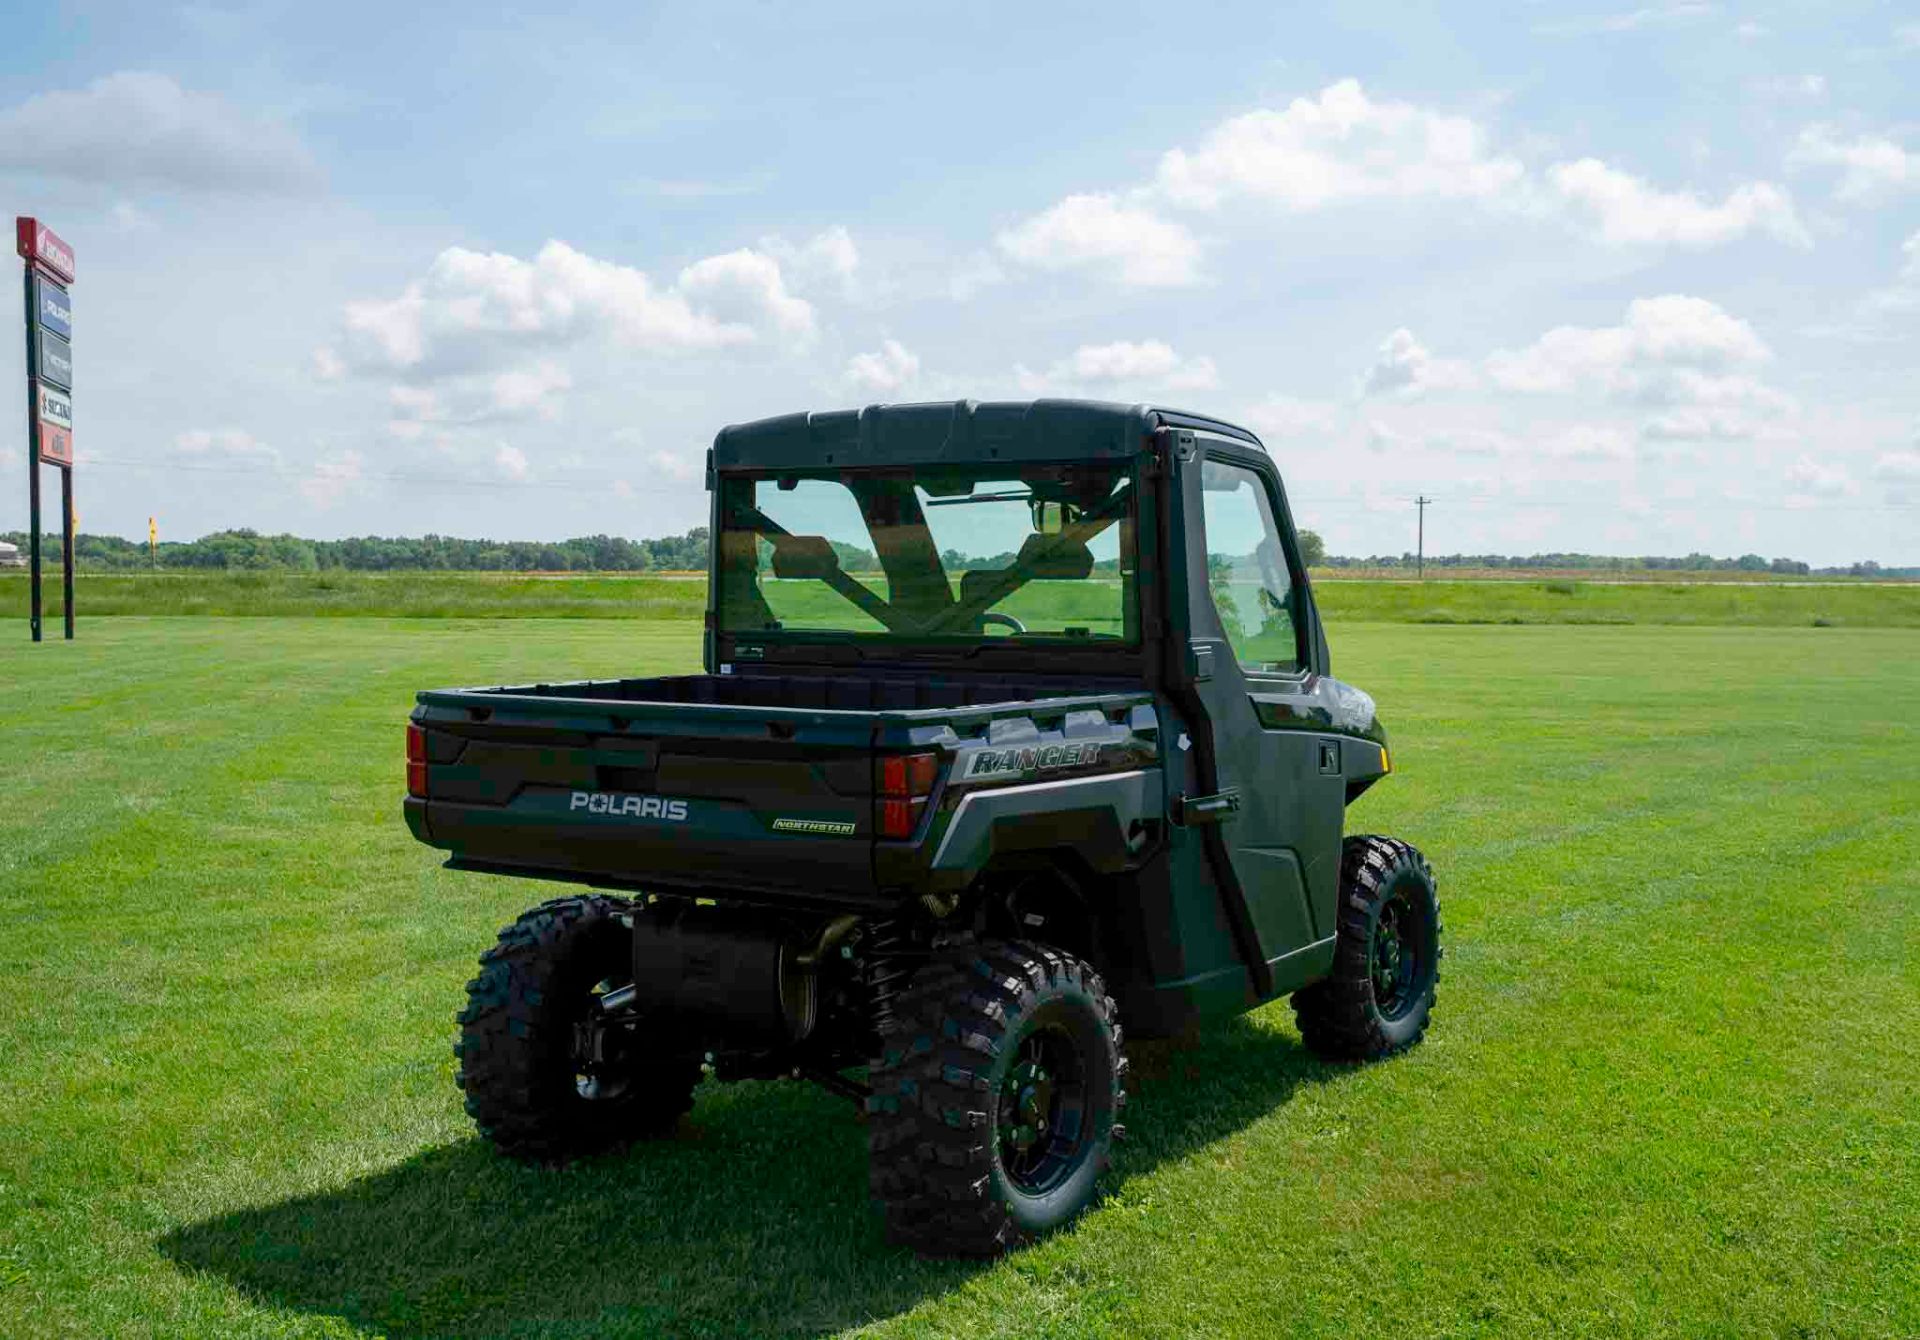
[1173,789,1240,826]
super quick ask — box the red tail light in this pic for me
[879,752,938,798]
[879,798,914,839]
[406,723,428,798]
[876,752,939,838]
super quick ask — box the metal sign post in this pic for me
[15,217,75,642]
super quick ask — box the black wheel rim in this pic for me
[995,1008,1091,1195]
[573,976,634,1102]
[1369,889,1426,1020]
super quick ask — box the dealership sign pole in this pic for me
[16,217,75,642]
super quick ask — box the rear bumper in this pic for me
[408,793,887,909]
[437,853,904,912]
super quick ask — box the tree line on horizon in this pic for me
[0,528,714,573]
[1,527,1908,578]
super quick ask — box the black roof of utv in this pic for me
[713,399,1264,471]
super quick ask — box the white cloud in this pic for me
[1004,79,1797,293]
[996,193,1202,287]
[1533,5,1716,36]
[331,238,827,442]
[996,79,1802,299]
[648,449,703,484]
[1855,230,1920,317]
[301,450,363,508]
[494,444,530,481]
[540,243,765,348]
[382,360,571,431]
[0,72,320,194]
[1365,419,1412,453]
[108,200,156,231]
[1017,340,1219,394]
[1548,158,1807,246]
[1897,23,1920,50]
[1788,126,1919,202]
[1485,295,1772,397]
[1748,73,1826,99]
[1546,424,1637,461]
[1873,449,1920,481]
[174,428,278,459]
[1068,341,1216,387]
[344,290,428,368]
[338,239,769,376]
[1360,328,1478,398]
[1785,454,1856,498]
[1154,79,1525,212]
[1640,408,1756,441]
[676,248,817,342]
[490,361,572,418]
[762,225,859,289]
[1240,395,1340,441]
[845,339,920,393]
[388,384,442,421]
[1419,426,1523,458]
[1463,297,1792,455]
[1352,419,1641,462]
[812,226,860,281]
[948,252,1007,301]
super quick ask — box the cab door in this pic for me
[1169,435,1344,996]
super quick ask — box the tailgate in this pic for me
[408,686,882,903]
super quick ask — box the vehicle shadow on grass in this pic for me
[160,1012,1334,1339]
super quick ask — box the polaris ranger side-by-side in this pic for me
[404,399,1441,1256]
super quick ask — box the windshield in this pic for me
[716,461,1137,644]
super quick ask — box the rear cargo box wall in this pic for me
[547,673,1138,713]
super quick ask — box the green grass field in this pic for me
[2,618,1916,1337]
[4,569,1919,627]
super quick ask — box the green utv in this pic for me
[404,400,1441,1256]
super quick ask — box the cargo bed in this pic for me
[406,671,1156,909]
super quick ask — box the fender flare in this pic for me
[926,770,1162,891]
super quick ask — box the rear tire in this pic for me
[455,895,699,1161]
[868,940,1126,1257]
[1293,836,1441,1061]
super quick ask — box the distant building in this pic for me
[0,540,23,569]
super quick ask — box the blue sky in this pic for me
[2,1,1916,562]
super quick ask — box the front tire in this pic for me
[868,940,1126,1257]
[1293,836,1441,1061]
[455,895,699,1161]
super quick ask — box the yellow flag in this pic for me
[149,516,157,543]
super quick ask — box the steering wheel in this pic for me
[977,611,1028,635]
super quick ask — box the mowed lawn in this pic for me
[7,570,1920,627]
[0,618,1915,1338]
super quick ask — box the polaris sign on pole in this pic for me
[15,216,76,641]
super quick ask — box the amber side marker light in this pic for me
[876,752,938,838]
[406,723,428,798]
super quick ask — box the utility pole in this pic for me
[1414,495,1432,580]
